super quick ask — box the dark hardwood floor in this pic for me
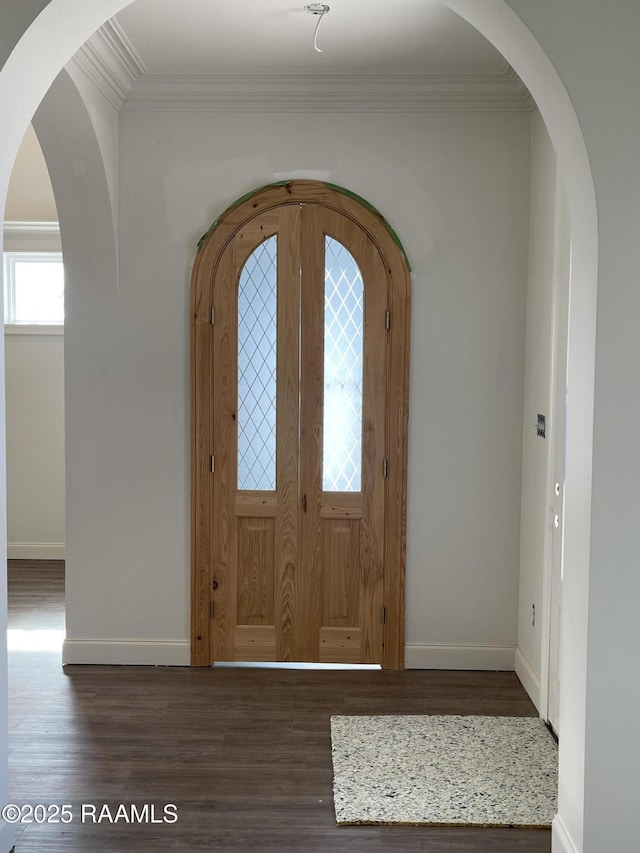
[7,560,551,852]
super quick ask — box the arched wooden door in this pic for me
[191,182,410,668]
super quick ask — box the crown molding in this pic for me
[3,221,61,251]
[69,19,147,110]
[66,24,532,114]
[122,67,533,113]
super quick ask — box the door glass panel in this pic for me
[323,236,363,492]
[237,236,277,490]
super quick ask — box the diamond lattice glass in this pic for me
[323,237,364,492]
[237,236,277,491]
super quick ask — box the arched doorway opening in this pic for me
[191,181,410,668]
[0,4,599,850]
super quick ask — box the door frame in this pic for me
[190,180,411,668]
[539,178,571,730]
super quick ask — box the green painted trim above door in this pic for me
[197,181,411,272]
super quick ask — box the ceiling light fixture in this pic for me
[305,4,330,54]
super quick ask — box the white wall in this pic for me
[65,59,119,244]
[4,330,65,558]
[494,4,640,851]
[4,124,57,222]
[515,108,572,717]
[515,108,557,703]
[58,106,530,666]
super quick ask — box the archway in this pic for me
[29,67,119,665]
[0,4,598,852]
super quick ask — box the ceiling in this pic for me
[114,0,510,77]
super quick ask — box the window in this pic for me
[3,251,64,325]
[323,236,364,492]
[237,235,278,491]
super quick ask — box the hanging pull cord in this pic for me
[305,4,330,53]
[313,7,327,53]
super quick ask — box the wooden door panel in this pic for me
[211,246,236,661]
[193,184,409,668]
[191,285,213,661]
[211,207,300,663]
[321,518,361,627]
[359,220,388,666]
[302,206,388,665]
[298,206,325,661]
[274,206,301,661]
[234,625,276,661]
[215,203,388,664]
[319,627,362,663]
[320,493,362,519]
[236,518,275,625]
[235,493,277,518]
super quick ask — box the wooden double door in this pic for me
[191,182,410,668]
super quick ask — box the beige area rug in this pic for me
[331,714,558,827]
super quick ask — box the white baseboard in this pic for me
[62,640,190,666]
[7,543,65,560]
[404,643,515,670]
[552,815,579,853]
[0,820,17,852]
[515,646,541,711]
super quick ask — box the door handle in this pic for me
[302,493,307,513]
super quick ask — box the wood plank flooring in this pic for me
[7,560,551,852]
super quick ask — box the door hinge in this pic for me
[383,458,389,478]
[210,600,215,619]
[211,306,215,325]
[210,455,215,473]
[385,310,391,331]
[381,605,386,624]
